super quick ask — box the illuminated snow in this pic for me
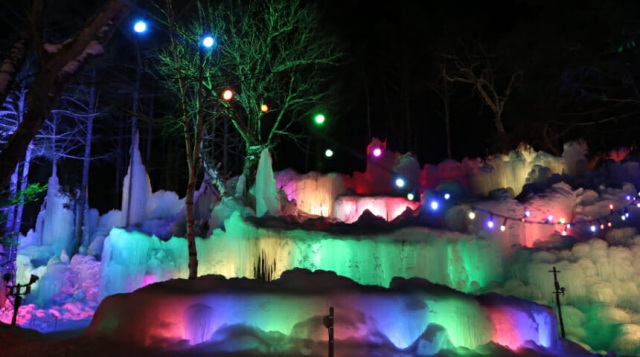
[85,269,560,355]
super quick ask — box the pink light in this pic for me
[372,148,382,157]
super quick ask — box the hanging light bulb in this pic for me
[468,210,476,220]
[500,218,507,232]
[487,215,495,229]
[547,215,554,223]
[590,224,597,232]
[443,193,451,200]
[559,217,566,224]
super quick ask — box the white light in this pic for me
[487,220,495,229]
[324,149,334,158]
[133,20,147,33]
[395,178,405,188]
[407,193,415,201]
[590,225,596,232]
[202,35,215,48]
[468,211,476,220]
[430,200,439,210]
[500,225,506,232]
[443,193,450,200]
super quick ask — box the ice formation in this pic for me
[254,148,280,217]
[86,269,562,356]
[9,141,640,355]
[98,214,504,298]
[119,131,152,227]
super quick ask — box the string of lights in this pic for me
[420,189,640,236]
[365,144,640,237]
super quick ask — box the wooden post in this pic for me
[549,266,566,338]
[323,306,334,357]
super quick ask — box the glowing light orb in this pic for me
[395,178,405,188]
[547,215,553,223]
[372,148,382,157]
[202,35,216,48]
[314,114,326,125]
[590,225,596,232]
[133,20,147,33]
[487,220,495,229]
[524,210,531,217]
[429,200,439,210]
[500,224,506,232]
[324,149,334,158]
[468,211,476,220]
[443,193,451,200]
[261,104,269,112]
[407,193,415,201]
[222,89,233,101]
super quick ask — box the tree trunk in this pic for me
[75,70,97,253]
[241,144,263,196]
[0,0,131,188]
[185,170,198,279]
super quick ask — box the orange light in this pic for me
[260,103,268,112]
[222,89,233,101]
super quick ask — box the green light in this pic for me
[314,114,326,125]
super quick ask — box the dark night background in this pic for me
[2,0,640,216]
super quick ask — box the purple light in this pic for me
[372,148,382,157]
[487,220,495,229]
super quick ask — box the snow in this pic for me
[84,269,562,356]
[4,142,640,356]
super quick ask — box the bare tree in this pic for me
[152,0,228,279]
[210,0,343,192]
[0,0,132,188]
[442,45,520,139]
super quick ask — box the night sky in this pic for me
[2,0,640,213]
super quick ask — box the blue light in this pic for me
[443,193,450,200]
[429,200,439,211]
[133,20,147,34]
[487,219,495,229]
[202,35,216,48]
[590,225,597,232]
[395,178,405,188]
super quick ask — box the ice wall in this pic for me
[86,269,561,356]
[276,170,346,217]
[100,212,504,299]
[99,229,188,299]
[422,145,567,197]
[496,234,640,354]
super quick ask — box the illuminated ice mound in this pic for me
[86,269,574,356]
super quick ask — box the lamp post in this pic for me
[3,273,39,326]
